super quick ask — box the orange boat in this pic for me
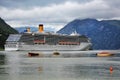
[97,51,114,57]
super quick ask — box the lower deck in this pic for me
[5,43,91,51]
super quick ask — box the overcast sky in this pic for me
[0,0,120,31]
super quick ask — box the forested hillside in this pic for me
[0,18,18,49]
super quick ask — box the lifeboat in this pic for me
[34,40,45,44]
[97,51,114,57]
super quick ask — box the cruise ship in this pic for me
[5,24,92,51]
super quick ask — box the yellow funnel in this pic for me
[39,24,44,32]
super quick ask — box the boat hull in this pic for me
[97,52,114,57]
[5,43,91,51]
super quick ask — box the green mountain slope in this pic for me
[0,17,18,49]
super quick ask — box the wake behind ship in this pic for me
[5,24,92,51]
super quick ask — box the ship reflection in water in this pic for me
[0,50,120,80]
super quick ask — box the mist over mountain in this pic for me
[15,26,55,33]
[57,18,120,50]
[0,18,18,49]
[15,27,38,33]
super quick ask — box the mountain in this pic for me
[57,18,120,50]
[15,26,55,33]
[0,18,18,49]
[15,27,38,33]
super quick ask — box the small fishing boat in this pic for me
[53,51,60,55]
[97,51,114,57]
[28,52,39,57]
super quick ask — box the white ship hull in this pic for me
[5,43,91,51]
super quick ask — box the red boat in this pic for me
[28,52,39,57]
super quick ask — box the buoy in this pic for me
[109,66,113,74]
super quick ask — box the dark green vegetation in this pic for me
[0,18,18,50]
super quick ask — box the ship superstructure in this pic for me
[5,24,92,51]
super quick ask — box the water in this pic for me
[0,50,120,80]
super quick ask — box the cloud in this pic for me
[0,0,93,8]
[0,0,120,31]
[104,0,120,8]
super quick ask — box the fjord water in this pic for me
[0,50,120,80]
